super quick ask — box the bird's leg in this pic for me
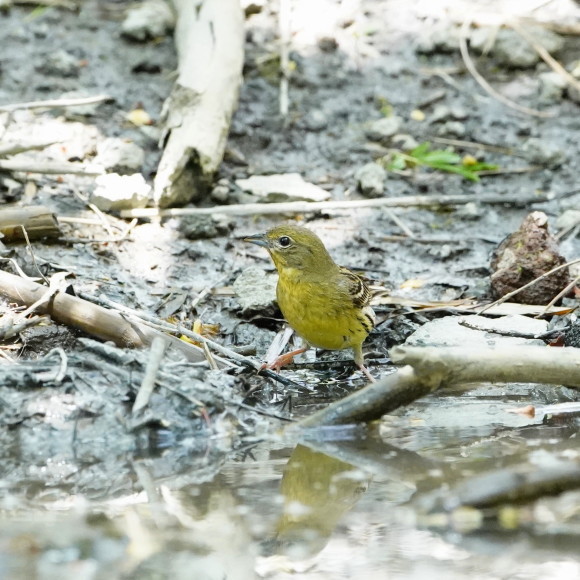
[265,346,309,372]
[354,345,375,383]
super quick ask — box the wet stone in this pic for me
[94,138,145,174]
[178,214,232,240]
[520,138,566,168]
[121,0,176,41]
[365,116,402,143]
[355,162,386,198]
[91,173,151,211]
[233,266,277,314]
[38,50,79,77]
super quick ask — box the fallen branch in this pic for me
[292,345,580,427]
[120,191,548,219]
[154,0,245,207]
[0,139,62,158]
[0,206,61,241]
[0,269,213,364]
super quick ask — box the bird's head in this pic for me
[244,224,336,272]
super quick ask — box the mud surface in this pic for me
[0,0,579,578]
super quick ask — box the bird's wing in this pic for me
[337,266,372,308]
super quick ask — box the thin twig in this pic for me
[133,336,168,413]
[19,226,49,285]
[0,159,104,175]
[0,139,62,158]
[458,18,555,118]
[478,258,580,315]
[539,272,580,316]
[383,208,415,238]
[0,94,112,113]
[429,136,514,155]
[119,191,549,219]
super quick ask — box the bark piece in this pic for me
[0,206,61,241]
[154,0,244,207]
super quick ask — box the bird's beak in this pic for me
[243,232,269,248]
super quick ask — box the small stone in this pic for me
[91,173,151,211]
[318,36,338,52]
[355,162,386,198]
[210,184,230,203]
[94,138,145,174]
[233,266,278,314]
[121,0,176,41]
[365,116,402,143]
[556,209,580,231]
[520,138,566,168]
[471,26,564,69]
[538,71,567,103]
[235,173,330,202]
[302,109,328,132]
[39,50,79,77]
[415,24,460,55]
[456,202,482,220]
[437,121,466,137]
[179,214,232,240]
[392,134,419,151]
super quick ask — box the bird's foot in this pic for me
[261,347,308,372]
[358,364,376,383]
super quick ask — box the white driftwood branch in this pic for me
[120,191,547,219]
[154,0,244,207]
[293,345,580,427]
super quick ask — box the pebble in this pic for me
[233,266,278,314]
[520,138,566,168]
[39,50,79,77]
[392,134,419,151]
[179,214,232,240]
[365,116,402,143]
[415,24,459,55]
[235,173,330,202]
[538,71,567,103]
[121,0,176,41]
[355,162,386,198]
[90,173,151,211]
[94,138,145,174]
[302,109,328,132]
[470,26,564,69]
[437,121,466,137]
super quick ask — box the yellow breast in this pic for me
[276,268,371,351]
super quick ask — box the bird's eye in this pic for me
[278,236,291,247]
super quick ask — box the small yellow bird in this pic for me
[244,224,376,382]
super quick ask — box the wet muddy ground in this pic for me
[0,0,580,578]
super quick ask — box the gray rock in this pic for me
[560,193,580,212]
[94,138,145,174]
[302,109,328,132]
[121,0,176,41]
[210,184,230,203]
[430,104,467,124]
[471,26,564,69]
[520,138,566,168]
[91,173,151,211]
[235,173,330,202]
[355,162,386,198]
[556,209,580,231]
[40,50,79,77]
[437,121,466,137]
[456,202,483,220]
[392,134,419,151]
[233,266,278,313]
[365,116,402,143]
[179,214,232,240]
[405,315,547,348]
[566,60,580,103]
[538,71,567,103]
[415,24,460,54]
